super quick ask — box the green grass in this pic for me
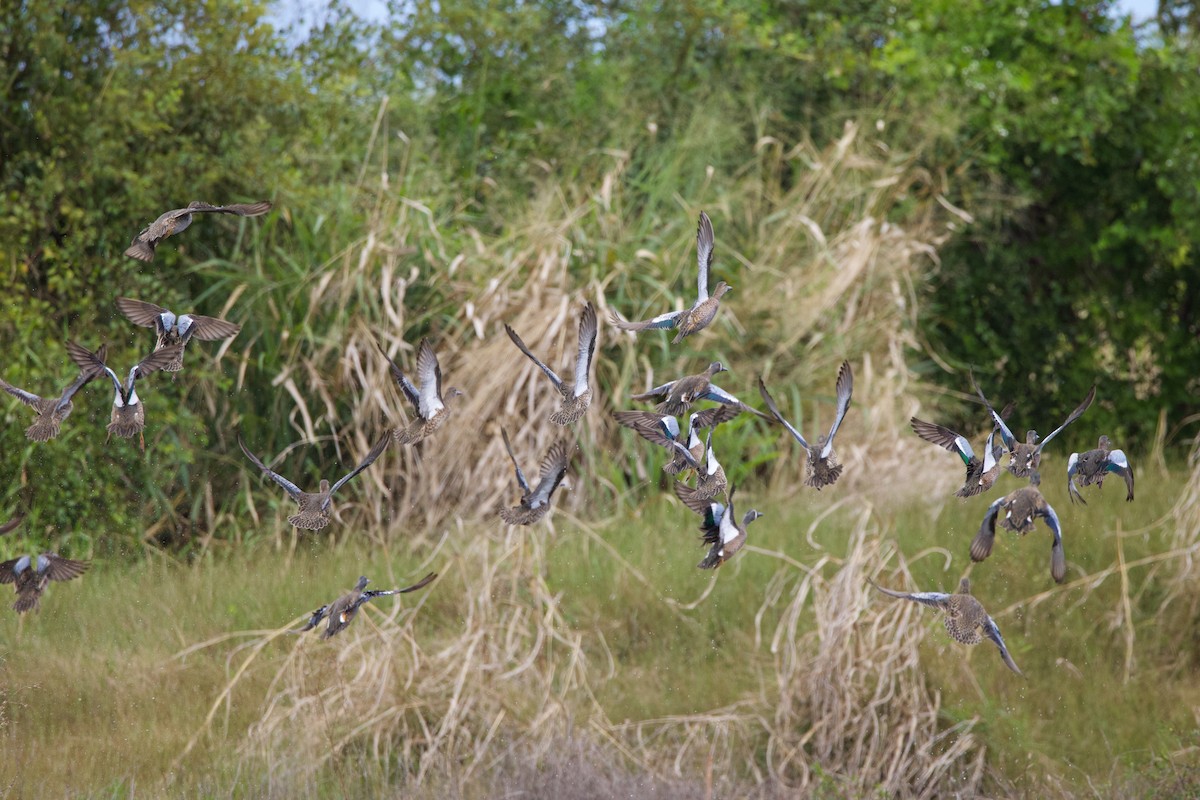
[2,459,1198,797]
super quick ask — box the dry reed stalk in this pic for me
[1168,434,1200,555]
[738,123,963,507]
[198,513,995,798]
[233,524,607,791]
[585,509,988,798]
[762,511,985,797]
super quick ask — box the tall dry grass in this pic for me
[203,463,996,795]
[207,117,966,545]
[190,504,988,797]
[168,118,1002,796]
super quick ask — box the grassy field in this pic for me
[3,452,1198,798]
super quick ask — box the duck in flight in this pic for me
[610,212,731,344]
[379,338,464,445]
[971,472,1067,583]
[972,373,1095,479]
[295,573,437,639]
[632,362,769,420]
[870,577,1022,676]
[911,416,1008,498]
[0,343,109,441]
[498,431,571,526]
[758,361,853,490]
[505,302,597,425]
[115,297,241,372]
[1066,435,1134,504]
[67,341,183,450]
[612,404,739,476]
[674,484,763,570]
[124,200,272,262]
[0,553,90,614]
[239,434,390,531]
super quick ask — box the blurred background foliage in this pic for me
[2,0,1198,554]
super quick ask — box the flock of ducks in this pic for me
[0,206,1138,653]
[891,376,1134,674]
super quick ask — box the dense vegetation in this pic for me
[4,0,1198,547]
[4,0,1200,796]
[4,0,1195,546]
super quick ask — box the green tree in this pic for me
[881,0,1199,449]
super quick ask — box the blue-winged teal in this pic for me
[972,373,1096,479]
[498,431,571,526]
[631,362,770,419]
[911,400,1014,498]
[611,212,731,344]
[379,337,463,445]
[0,553,89,614]
[1067,435,1134,505]
[912,420,1004,498]
[612,404,739,476]
[239,434,390,531]
[758,362,853,490]
[115,297,241,372]
[672,428,728,500]
[124,200,272,262]
[972,473,1066,582]
[1,344,108,441]
[870,577,1022,675]
[67,341,183,450]
[295,572,437,639]
[505,302,597,426]
[674,483,763,569]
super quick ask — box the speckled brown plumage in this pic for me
[0,344,108,441]
[630,362,769,420]
[124,201,272,262]
[505,302,597,426]
[498,432,570,526]
[870,577,1022,675]
[971,476,1066,582]
[910,416,1006,499]
[380,338,462,445]
[67,341,182,450]
[116,297,241,372]
[239,434,390,532]
[295,572,437,639]
[1067,435,1134,505]
[610,211,731,344]
[972,374,1095,479]
[759,362,853,490]
[0,553,90,614]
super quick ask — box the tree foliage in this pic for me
[2,0,1197,552]
[878,0,1200,445]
